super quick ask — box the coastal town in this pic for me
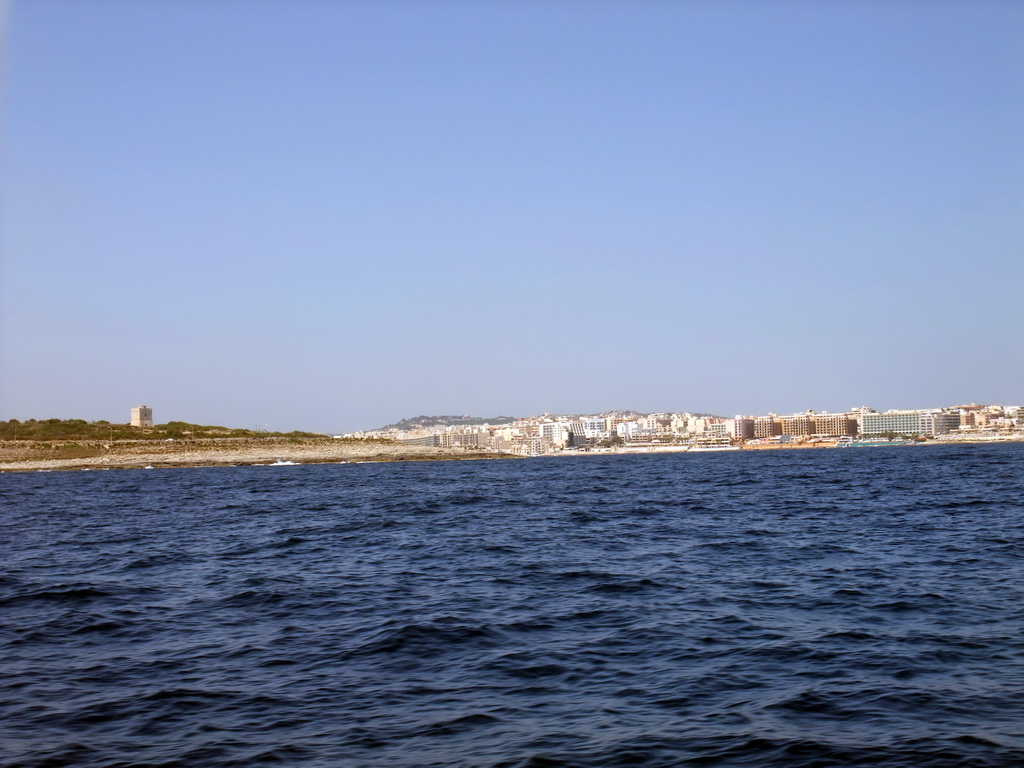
[344,403,1024,456]
[2,402,1022,473]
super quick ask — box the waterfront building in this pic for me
[813,413,857,438]
[604,416,630,434]
[860,410,922,437]
[438,432,481,449]
[849,407,876,434]
[513,436,545,456]
[692,422,732,447]
[580,418,608,439]
[400,434,441,447]
[538,421,570,448]
[642,414,673,434]
[779,414,814,437]
[566,421,596,448]
[615,421,648,440]
[918,411,960,436]
[705,421,730,438]
[754,416,781,438]
[727,417,755,439]
[987,418,1017,431]
[688,417,712,435]
[670,414,690,435]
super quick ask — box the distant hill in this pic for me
[376,415,519,431]
[374,411,724,432]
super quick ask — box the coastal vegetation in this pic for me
[0,419,508,472]
[0,419,323,442]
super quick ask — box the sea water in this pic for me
[2,444,1023,767]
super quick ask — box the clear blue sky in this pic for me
[2,1,1021,433]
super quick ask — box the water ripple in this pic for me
[2,444,1023,767]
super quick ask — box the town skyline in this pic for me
[6,397,1022,442]
[346,400,1024,455]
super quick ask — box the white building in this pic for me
[667,414,690,435]
[615,421,648,440]
[580,418,608,439]
[860,410,921,437]
[538,422,570,448]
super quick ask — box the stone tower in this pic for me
[131,405,153,428]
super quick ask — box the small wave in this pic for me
[271,535,310,549]
[352,619,502,657]
[125,552,196,570]
[585,577,668,594]
[422,712,500,736]
[70,619,128,635]
[219,589,291,607]
[0,584,111,606]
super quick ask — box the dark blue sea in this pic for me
[3,444,1024,768]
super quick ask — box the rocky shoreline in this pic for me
[0,437,513,473]
[4,434,1017,473]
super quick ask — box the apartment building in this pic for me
[813,413,856,438]
[438,431,482,449]
[779,414,814,437]
[538,421,570,448]
[727,417,755,439]
[754,416,781,438]
[918,411,960,436]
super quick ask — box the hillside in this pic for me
[374,411,723,432]
[376,415,519,431]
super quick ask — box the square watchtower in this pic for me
[131,405,153,428]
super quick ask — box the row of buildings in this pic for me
[345,404,1024,456]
